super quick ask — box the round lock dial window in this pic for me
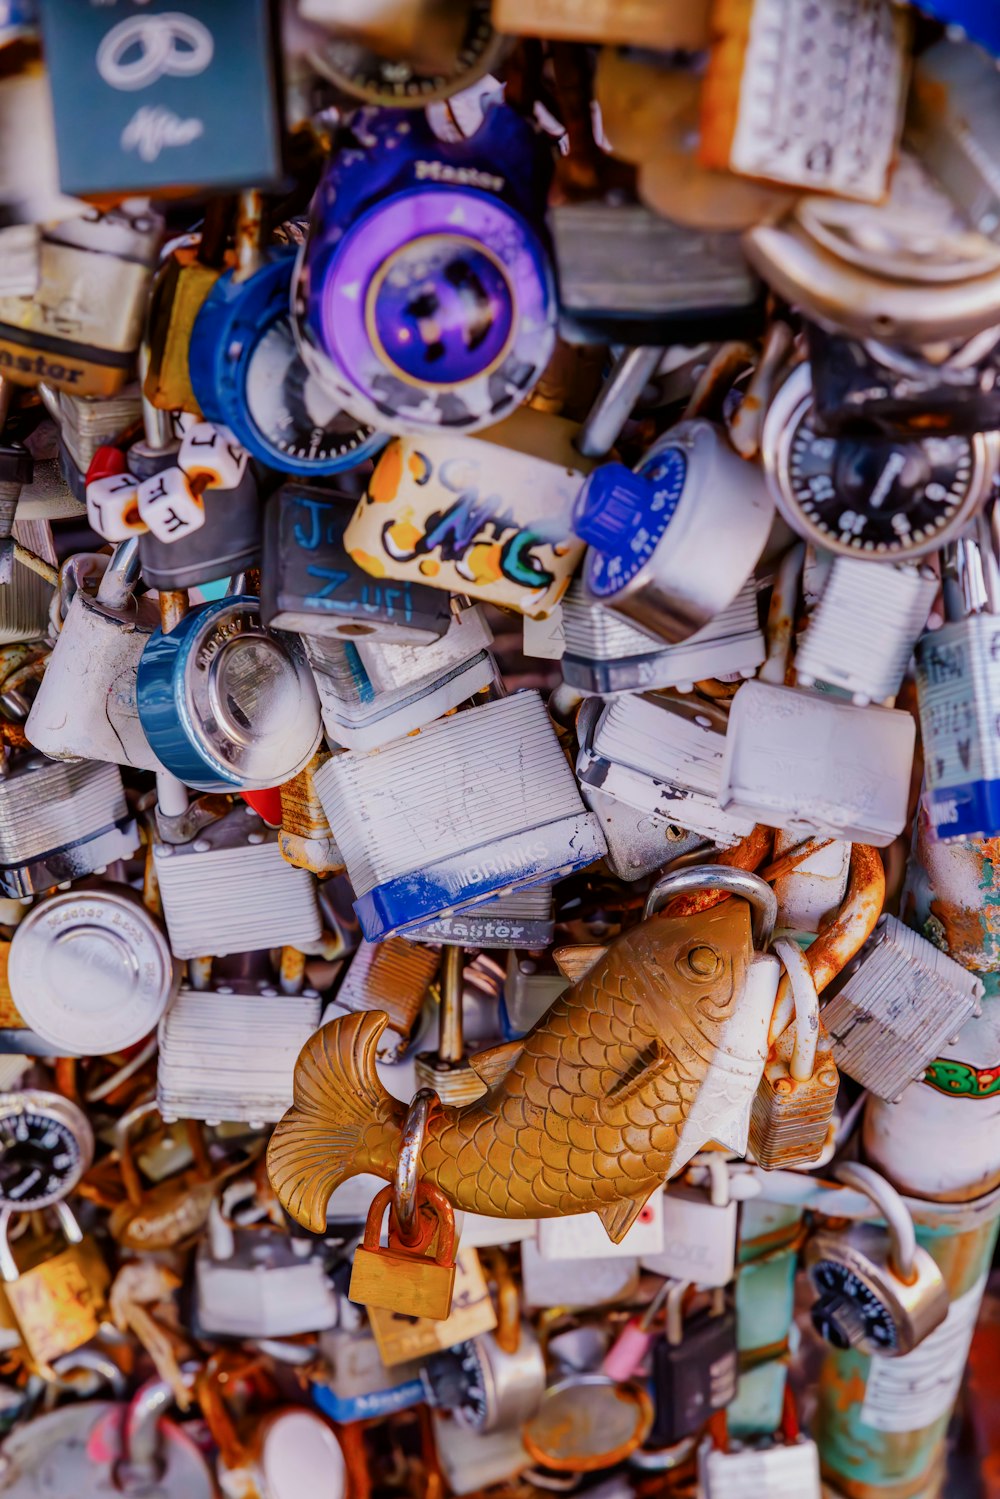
[0,1092,93,1209]
[810,1258,900,1354]
[762,364,997,559]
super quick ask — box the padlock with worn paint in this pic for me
[314,690,605,941]
[806,1162,949,1358]
[698,1393,821,1499]
[279,750,345,877]
[314,1298,425,1424]
[157,981,323,1129]
[293,102,556,436]
[749,939,839,1171]
[151,806,322,958]
[304,605,496,751]
[822,914,983,1104]
[0,756,139,897]
[195,1179,339,1338]
[0,205,162,397]
[334,936,440,1060]
[261,481,453,645]
[642,1158,738,1291]
[25,540,164,771]
[409,885,555,950]
[344,408,593,619]
[268,868,780,1238]
[915,535,1000,842]
[575,692,756,848]
[0,1201,109,1370]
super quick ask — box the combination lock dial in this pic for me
[421,1342,490,1431]
[809,1259,900,1354]
[0,1091,93,1209]
[762,363,998,559]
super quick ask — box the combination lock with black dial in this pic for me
[0,1091,93,1209]
[762,363,999,559]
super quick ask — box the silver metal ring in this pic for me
[644,867,777,948]
[393,1088,438,1241]
[834,1161,917,1282]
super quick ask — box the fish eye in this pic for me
[676,944,724,981]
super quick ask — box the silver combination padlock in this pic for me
[806,1162,949,1358]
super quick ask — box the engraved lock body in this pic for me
[7,887,178,1058]
[0,206,161,396]
[195,1181,339,1338]
[573,419,774,644]
[151,805,322,957]
[314,690,606,940]
[822,913,984,1104]
[304,606,496,752]
[0,1201,109,1369]
[137,597,322,792]
[749,939,839,1171]
[345,409,592,618]
[294,102,556,436]
[25,540,165,771]
[0,757,139,897]
[158,981,323,1128]
[261,483,453,645]
[412,885,555,949]
[37,0,282,199]
[349,1181,458,1321]
[189,248,386,475]
[916,536,1000,841]
[806,1162,949,1358]
[556,577,764,697]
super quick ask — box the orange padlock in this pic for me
[349,1181,457,1322]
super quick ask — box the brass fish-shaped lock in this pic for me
[267,869,780,1243]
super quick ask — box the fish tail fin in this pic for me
[267,1011,401,1233]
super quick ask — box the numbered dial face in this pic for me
[764,364,994,559]
[422,1343,490,1430]
[243,317,379,469]
[810,1259,900,1354]
[0,1099,88,1209]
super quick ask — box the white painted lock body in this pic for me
[576,694,756,847]
[26,579,165,772]
[519,1240,639,1310]
[304,607,496,752]
[698,1435,821,1497]
[536,1191,664,1261]
[153,807,322,958]
[0,758,138,897]
[157,984,322,1127]
[720,681,915,846]
[431,1412,529,1496]
[579,781,708,884]
[641,1186,738,1289]
[196,1203,338,1338]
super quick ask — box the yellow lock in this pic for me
[349,1182,457,1322]
[0,1201,109,1369]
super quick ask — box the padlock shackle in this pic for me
[772,938,820,1082]
[480,1247,521,1355]
[0,1200,82,1283]
[394,1088,439,1244]
[96,538,141,611]
[665,1279,692,1346]
[833,1161,917,1283]
[362,1181,457,1266]
[644,867,777,948]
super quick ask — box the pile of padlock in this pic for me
[2,0,1000,1496]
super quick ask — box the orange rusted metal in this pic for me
[658,826,773,922]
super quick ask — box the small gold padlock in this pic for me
[349,1182,457,1322]
[749,938,839,1170]
[0,1201,109,1369]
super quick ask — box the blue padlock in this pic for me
[136,596,322,792]
[189,250,388,476]
[293,102,557,436]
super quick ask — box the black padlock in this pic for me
[260,482,453,645]
[648,1284,738,1448]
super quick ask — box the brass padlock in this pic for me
[143,201,232,415]
[0,1201,109,1369]
[350,1182,457,1322]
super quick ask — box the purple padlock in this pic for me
[293,103,557,436]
